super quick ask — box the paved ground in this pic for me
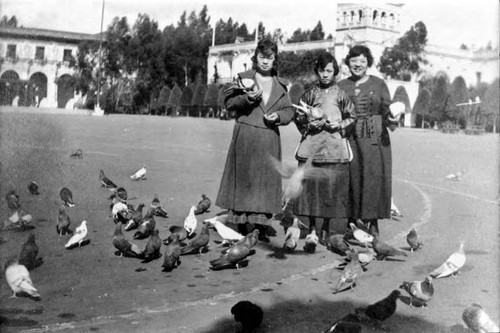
[0,107,498,333]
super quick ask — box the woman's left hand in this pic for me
[264,113,280,124]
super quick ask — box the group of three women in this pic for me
[215,38,399,245]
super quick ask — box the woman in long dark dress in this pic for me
[215,38,295,240]
[338,45,399,237]
[293,52,356,245]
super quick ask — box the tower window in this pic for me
[63,49,72,62]
[35,46,45,60]
[6,44,16,59]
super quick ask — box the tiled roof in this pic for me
[0,26,102,44]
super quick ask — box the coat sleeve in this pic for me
[273,92,295,126]
[337,89,356,137]
[224,82,258,113]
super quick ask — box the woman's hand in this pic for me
[246,89,262,102]
[264,112,280,124]
[308,119,327,130]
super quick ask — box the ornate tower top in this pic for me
[336,4,403,33]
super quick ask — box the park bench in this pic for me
[441,123,461,134]
[464,125,486,135]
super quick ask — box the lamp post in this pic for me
[95,0,105,115]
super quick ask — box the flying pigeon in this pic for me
[180,222,210,255]
[210,235,252,270]
[65,220,88,249]
[57,205,72,236]
[283,217,301,253]
[70,149,83,159]
[19,234,43,270]
[142,229,162,263]
[391,197,403,218]
[204,216,244,246]
[462,303,500,333]
[194,194,211,215]
[60,187,75,207]
[406,228,423,252]
[400,276,434,307]
[184,206,198,237]
[125,203,145,231]
[332,250,363,294]
[268,142,327,209]
[27,181,39,195]
[150,194,168,218]
[327,234,351,256]
[355,290,401,330]
[231,300,264,333]
[4,259,41,300]
[349,223,374,247]
[372,235,408,260]
[112,223,144,258]
[5,189,21,211]
[429,242,466,278]
[133,215,156,240]
[162,234,182,272]
[303,226,319,254]
[130,165,147,181]
[99,169,117,189]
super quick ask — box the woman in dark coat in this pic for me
[215,38,295,239]
[337,45,399,237]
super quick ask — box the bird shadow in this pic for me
[376,256,407,262]
[0,225,36,233]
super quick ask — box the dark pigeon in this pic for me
[112,223,144,258]
[19,234,43,270]
[142,229,162,263]
[194,194,211,215]
[355,290,401,330]
[57,205,73,236]
[162,234,182,272]
[180,222,210,255]
[231,300,263,333]
[372,235,407,260]
[406,228,423,252]
[60,187,75,207]
[99,169,117,189]
[27,181,39,195]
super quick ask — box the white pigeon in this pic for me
[303,227,319,254]
[389,101,405,118]
[445,170,464,181]
[65,220,88,249]
[204,216,244,245]
[184,206,197,236]
[283,217,301,252]
[349,223,374,247]
[4,259,41,299]
[462,303,500,333]
[112,202,129,220]
[130,165,147,180]
[430,242,466,278]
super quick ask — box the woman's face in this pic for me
[348,54,369,78]
[318,62,335,86]
[256,52,275,74]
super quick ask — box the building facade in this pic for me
[0,27,99,108]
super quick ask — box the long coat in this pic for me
[215,70,295,219]
[338,75,397,220]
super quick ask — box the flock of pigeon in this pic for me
[1,147,498,333]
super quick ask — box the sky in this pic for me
[1,0,499,49]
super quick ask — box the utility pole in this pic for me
[95,0,105,114]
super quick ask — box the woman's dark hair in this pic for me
[251,38,279,72]
[314,51,339,76]
[345,45,374,67]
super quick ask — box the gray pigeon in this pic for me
[210,236,252,270]
[142,229,162,263]
[60,187,74,207]
[125,203,145,231]
[194,194,211,215]
[27,181,39,195]
[5,189,21,210]
[332,250,363,294]
[327,234,351,256]
[462,303,499,333]
[400,276,434,307]
[112,223,144,258]
[163,225,189,245]
[99,169,117,189]
[57,205,73,236]
[180,222,210,255]
[372,235,407,260]
[19,234,43,270]
[162,234,182,272]
[151,194,168,218]
[133,215,156,240]
[70,149,83,159]
[406,228,423,252]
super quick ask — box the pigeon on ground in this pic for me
[399,276,434,307]
[210,235,252,270]
[70,149,83,159]
[162,234,182,272]
[150,194,169,218]
[180,222,210,255]
[99,169,117,189]
[184,206,197,237]
[115,187,128,201]
[112,202,130,224]
[327,234,351,256]
[60,187,75,207]
[19,234,43,270]
[283,217,301,253]
[57,205,72,236]
[4,210,32,230]
[125,203,145,231]
[231,300,264,333]
[332,250,363,294]
[5,189,21,210]
[303,226,319,254]
[268,142,327,209]
[4,259,41,300]
[65,220,88,249]
[429,242,466,278]
[349,223,374,247]
[133,215,156,240]
[163,225,189,245]
[391,197,402,218]
[194,194,211,215]
[112,223,144,258]
[462,303,500,333]
[356,248,376,266]
[28,181,39,195]
[142,229,162,263]
[372,235,407,260]
[130,165,147,180]
[204,216,244,246]
[406,228,423,252]
[355,290,401,330]
[445,170,464,181]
